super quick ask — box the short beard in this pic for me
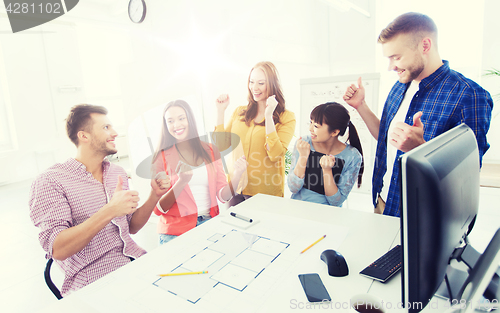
[399,56,425,84]
[91,140,117,157]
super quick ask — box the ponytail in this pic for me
[347,121,364,188]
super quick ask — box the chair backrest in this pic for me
[44,258,62,300]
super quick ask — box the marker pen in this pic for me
[230,212,253,223]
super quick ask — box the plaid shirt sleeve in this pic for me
[29,174,73,260]
[458,84,493,162]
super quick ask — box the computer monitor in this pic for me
[400,123,480,313]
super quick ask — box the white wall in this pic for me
[0,0,498,186]
[0,16,74,184]
[481,0,500,164]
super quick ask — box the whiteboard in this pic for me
[300,73,380,195]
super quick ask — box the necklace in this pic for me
[175,144,189,163]
[175,144,200,167]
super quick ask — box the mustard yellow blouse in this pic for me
[214,106,296,197]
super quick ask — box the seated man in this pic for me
[29,104,170,297]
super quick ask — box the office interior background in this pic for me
[0,0,499,312]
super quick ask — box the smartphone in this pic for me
[298,273,331,303]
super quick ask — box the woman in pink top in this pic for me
[152,99,247,245]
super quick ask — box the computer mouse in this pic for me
[320,249,349,277]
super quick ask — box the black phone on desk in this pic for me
[298,273,331,303]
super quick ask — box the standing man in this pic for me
[29,104,170,297]
[343,12,493,217]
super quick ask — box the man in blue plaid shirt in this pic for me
[343,12,493,217]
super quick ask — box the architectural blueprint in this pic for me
[153,230,290,304]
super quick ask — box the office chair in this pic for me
[44,258,62,300]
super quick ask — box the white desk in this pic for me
[36,194,406,313]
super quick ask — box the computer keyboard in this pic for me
[359,245,402,283]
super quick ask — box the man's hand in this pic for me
[296,137,311,159]
[390,111,425,152]
[151,171,171,198]
[343,77,365,110]
[107,175,140,217]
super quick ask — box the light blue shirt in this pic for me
[287,135,362,207]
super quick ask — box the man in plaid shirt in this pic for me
[29,104,170,296]
[343,12,493,217]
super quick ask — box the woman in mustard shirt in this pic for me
[214,61,296,206]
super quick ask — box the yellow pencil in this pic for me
[158,271,208,277]
[300,235,326,254]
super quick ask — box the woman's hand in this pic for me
[233,155,248,178]
[320,154,336,170]
[296,137,311,159]
[216,94,230,113]
[320,155,338,196]
[264,95,278,119]
[176,161,193,184]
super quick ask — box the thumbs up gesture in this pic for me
[107,175,140,217]
[115,175,124,192]
[390,111,426,152]
[343,77,365,110]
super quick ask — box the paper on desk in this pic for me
[181,249,224,271]
[101,211,351,312]
[154,268,217,303]
[211,263,258,291]
[152,229,288,304]
[231,249,276,273]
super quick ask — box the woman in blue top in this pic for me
[287,102,363,206]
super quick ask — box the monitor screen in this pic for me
[400,123,480,312]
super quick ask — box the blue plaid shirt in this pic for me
[374,60,493,217]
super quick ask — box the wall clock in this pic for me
[128,0,147,23]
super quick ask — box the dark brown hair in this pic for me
[66,104,108,146]
[152,99,213,169]
[239,61,286,126]
[310,102,364,187]
[378,12,437,49]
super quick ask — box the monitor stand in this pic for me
[435,233,500,311]
[435,267,469,300]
